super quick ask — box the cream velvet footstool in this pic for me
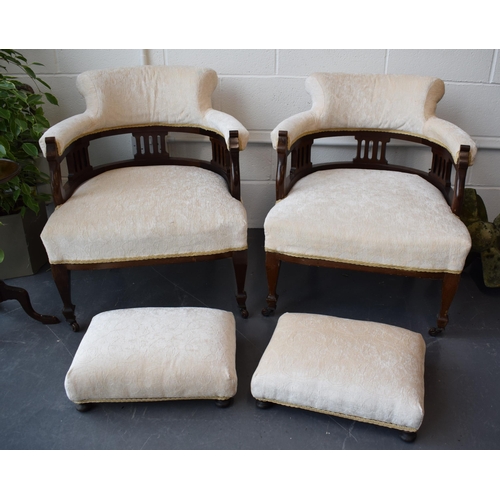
[251,313,426,441]
[65,307,238,411]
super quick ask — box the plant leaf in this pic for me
[24,195,40,214]
[0,50,55,215]
[0,80,16,90]
[34,77,51,89]
[22,143,39,157]
[27,94,43,106]
[22,65,37,80]
[15,118,27,132]
[21,182,32,195]
[44,92,58,105]
[34,115,50,128]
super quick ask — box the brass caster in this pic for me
[428,327,443,337]
[261,307,275,317]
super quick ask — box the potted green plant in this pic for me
[0,49,58,279]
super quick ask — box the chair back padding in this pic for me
[40,66,250,155]
[307,73,444,133]
[270,72,476,164]
[77,65,218,129]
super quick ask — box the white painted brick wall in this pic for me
[386,49,494,82]
[18,49,500,225]
[277,49,387,75]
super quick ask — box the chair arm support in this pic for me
[40,114,97,158]
[40,109,250,158]
[44,136,66,206]
[423,117,477,165]
[451,145,471,216]
[271,111,318,150]
[276,131,289,200]
[229,131,242,201]
[204,109,249,151]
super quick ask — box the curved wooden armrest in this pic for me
[229,130,242,201]
[451,145,471,216]
[45,136,65,206]
[276,131,289,201]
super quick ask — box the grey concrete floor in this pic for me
[1,229,499,450]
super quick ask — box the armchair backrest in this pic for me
[76,65,218,129]
[271,72,476,165]
[40,65,249,156]
[307,72,444,134]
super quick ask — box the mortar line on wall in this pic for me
[220,75,306,80]
[445,80,500,86]
[384,49,390,74]
[489,50,498,83]
[54,49,60,74]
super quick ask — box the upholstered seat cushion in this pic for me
[264,169,471,273]
[41,165,247,264]
[251,313,426,432]
[65,307,238,404]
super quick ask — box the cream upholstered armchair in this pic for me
[263,73,477,335]
[40,66,249,331]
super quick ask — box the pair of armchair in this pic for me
[40,67,475,334]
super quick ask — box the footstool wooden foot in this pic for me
[256,400,273,409]
[400,431,417,442]
[215,398,233,408]
[75,403,93,412]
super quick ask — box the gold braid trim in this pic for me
[264,248,463,275]
[74,396,232,404]
[256,398,419,433]
[49,246,248,265]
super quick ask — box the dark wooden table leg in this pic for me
[0,280,60,324]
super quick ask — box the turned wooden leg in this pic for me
[429,273,461,336]
[51,264,79,332]
[262,252,281,316]
[232,250,248,318]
